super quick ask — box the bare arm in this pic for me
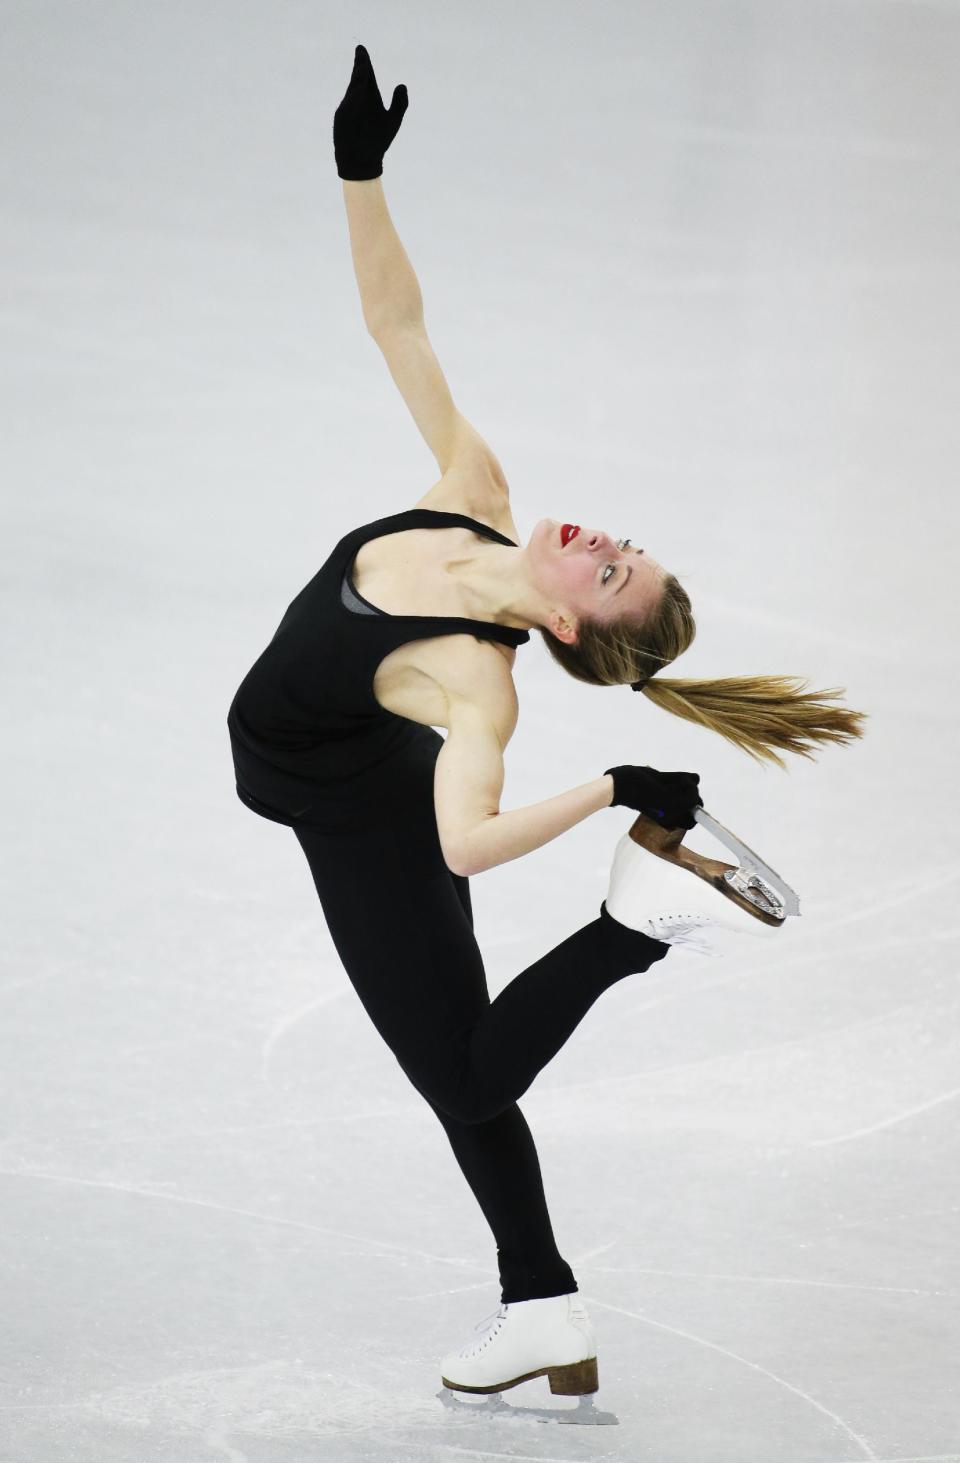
[341,178,508,482]
[342,177,423,333]
[456,776,616,878]
[433,648,616,876]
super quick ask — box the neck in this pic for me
[445,539,545,630]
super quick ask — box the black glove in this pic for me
[603,764,703,831]
[334,44,409,181]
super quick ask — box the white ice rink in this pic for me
[3,1,958,1458]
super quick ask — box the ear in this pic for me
[548,610,579,646]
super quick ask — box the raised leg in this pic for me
[292,816,667,1127]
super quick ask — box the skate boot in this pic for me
[604,810,798,958]
[440,1292,598,1396]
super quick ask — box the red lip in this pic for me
[560,523,581,548]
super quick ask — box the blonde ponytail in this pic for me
[639,673,866,770]
[539,574,868,769]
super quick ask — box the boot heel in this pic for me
[547,1356,599,1395]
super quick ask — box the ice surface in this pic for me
[3,1,958,1459]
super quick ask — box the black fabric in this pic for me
[228,507,668,1303]
[603,763,703,830]
[333,43,408,182]
[292,796,669,1303]
[226,509,529,831]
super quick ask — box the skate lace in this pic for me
[465,1303,508,1355]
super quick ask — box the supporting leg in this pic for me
[429,1099,577,1302]
[422,868,576,1302]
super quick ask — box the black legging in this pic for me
[292,778,669,1305]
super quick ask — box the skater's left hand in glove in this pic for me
[603,764,703,831]
[333,43,409,180]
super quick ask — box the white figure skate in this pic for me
[439,1293,598,1397]
[604,807,801,958]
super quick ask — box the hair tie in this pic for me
[631,677,649,692]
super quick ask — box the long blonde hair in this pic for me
[539,573,868,770]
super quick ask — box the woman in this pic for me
[226,46,866,1401]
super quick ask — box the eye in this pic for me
[602,537,632,586]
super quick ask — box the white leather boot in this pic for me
[605,829,784,958]
[440,1292,598,1395]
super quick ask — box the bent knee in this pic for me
[429,1084,505,1127]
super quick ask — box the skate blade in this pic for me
[627,809,800,923]
[438,1387,619,1425]
[693,809,800,919]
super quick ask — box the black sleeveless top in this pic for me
[226,509,530,829]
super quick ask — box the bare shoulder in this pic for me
[414,474,521,546]
[413,418,521,545]
[429,635,519,747]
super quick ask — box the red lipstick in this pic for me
[560,523,580,548]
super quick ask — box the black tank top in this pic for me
[227,509,530,828]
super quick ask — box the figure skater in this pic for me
[226,45,866,1402]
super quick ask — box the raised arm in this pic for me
[342,177,423,336]
[335,46,508,481]
[342,179,508,482]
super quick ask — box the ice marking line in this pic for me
[550,986,942,1098]
[72,1102,425,1148]
[260,989,348,1085]
[571,1236,621,1265]
[0,1168,490,1275]
[439,1445,611,1457]
[822,1458,960,1463]
[808,1085,960,1147]
[802,863,960,940]
[406,1442,617,1463]
[404,1280,496,1301]
[0,1402,87,1413]
[588,1265,949,1298]
[571,859,960,1025]
[606,897,955,1019]
[804,1204,960,1239]
[407,1241,629,1302]
[587,1295,879,1461]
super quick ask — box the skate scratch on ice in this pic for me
[0,1168,490,1274]
[808,1085,960,1147]
[587,1295,879,1460]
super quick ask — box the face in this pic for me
[528,518,667,644]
